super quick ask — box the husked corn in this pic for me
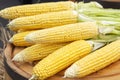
[29,40,93,80]
[65,40,120,78]
[9,31,35,46]
[0,1,75,19]
[8,10,78,31]
[12,42,69,62]
[17,29,32,33]
[25,22,98,44]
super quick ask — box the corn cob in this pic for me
[65,40,120,78]
[29,40,93,80]
[0,1,75,19]
[17,29,32,33]
[12,42,69,62]
[9,31,35,46]
[25,22,98,44]
[8,10,78,31]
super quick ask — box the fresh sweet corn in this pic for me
[17,29,33,33]
[12,42,69,62]
[65,40,120,78]
[29,40,93,80]
[25,22,98,44]
[9,31,35,46]
[8,10,78,31]
[0,1,75,19]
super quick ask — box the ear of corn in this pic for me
[0,1,75,19]
[65,40,120,78]
[12,42,69,62]
[30,40,93,80]
[25,22,98,44]
[8,10,78,31]
[9,31,35,46]
[17,29,33,33]
[17,29,28,33]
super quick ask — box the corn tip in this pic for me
[24,34,34,43]
[9,38,13,43]
[0,10,2,16]
[0,10,5,17]
[12,53,24,62]
[11,59,14,62]
[8,20,13,26]
[64,64,78,78]
[29,75,38,80]
[12,57,16,61]
[7,23,13,30]
[0,9,13,20]
[24,35,30,42]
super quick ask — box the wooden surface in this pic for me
[4,43,120,80]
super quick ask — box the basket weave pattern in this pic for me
[0,24,13,80]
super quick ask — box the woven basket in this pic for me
[0,23,14,80]
[0,52,4,80]
[0,24,10,80]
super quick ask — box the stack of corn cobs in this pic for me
[0,1,120,80]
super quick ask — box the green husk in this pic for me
[90,17,120,22]
[115,26,120,30]
[92,34,120,43]
[77,1,103,9]
[78,8,120,18]
[76,1,120,43]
